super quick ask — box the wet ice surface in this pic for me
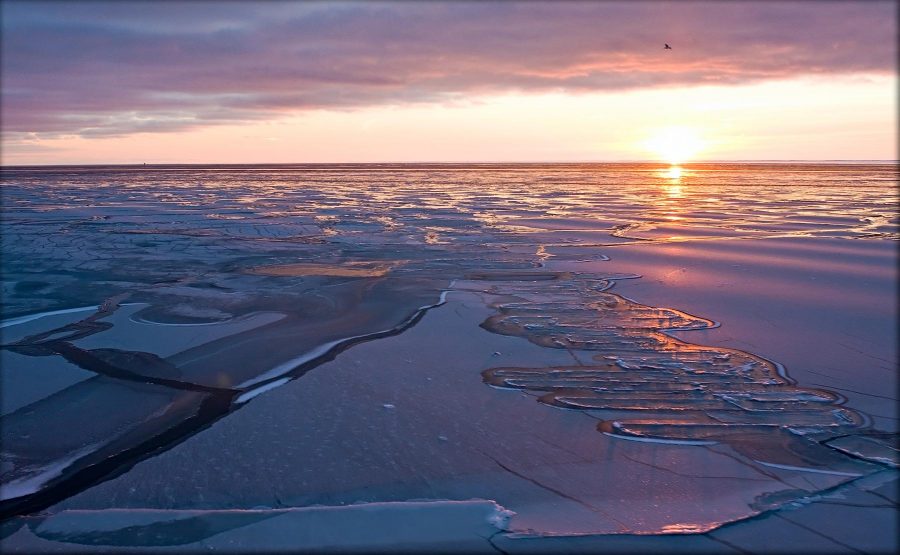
[1,163,897,551]
[472,273,876,473]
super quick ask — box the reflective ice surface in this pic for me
[475,272,872,471]
[1,163,897,548]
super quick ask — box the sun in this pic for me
[643,126,706,164]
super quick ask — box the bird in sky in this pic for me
[664,43,672,50]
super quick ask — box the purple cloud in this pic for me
[2,1,896,138]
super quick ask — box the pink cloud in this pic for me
[1,1,895,138]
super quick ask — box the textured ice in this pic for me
[825,434,900,468]
[473,271,875,474]
[39,292,852,537]
[1,377,207,505]
[75,304,287,357]
[1,163,896,548]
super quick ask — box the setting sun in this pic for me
[644,127,706,164]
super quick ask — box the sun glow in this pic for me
[644,127,706,164]
[663,166,683,179]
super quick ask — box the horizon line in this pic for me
[2,159,898,169]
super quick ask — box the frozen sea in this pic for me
[0,163,897,552]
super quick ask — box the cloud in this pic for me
[2,1,896,137]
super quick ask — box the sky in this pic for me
[1,1,897,165]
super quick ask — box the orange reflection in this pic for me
[663,183,683,198]
[656,165,687,229]
[660,165,684,199]
[664,166,683,180]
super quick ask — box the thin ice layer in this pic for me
[1,377,208,504]
[476,271,877,473]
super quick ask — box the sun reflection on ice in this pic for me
[664,165,683,180]
[659,165,684,200]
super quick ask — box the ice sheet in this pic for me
[1,163,896,550]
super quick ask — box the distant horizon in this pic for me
[3,159,898,169]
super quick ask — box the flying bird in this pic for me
[664,43,672,50]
